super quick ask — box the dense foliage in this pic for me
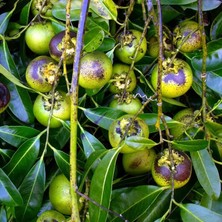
[1,0,222,221]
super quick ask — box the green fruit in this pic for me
[173,20,202,53]
[152,149,192,189]
[115,29,147,64]
[37,210,66,222]
[108,114,149,153]
[79,51,113,89]
[0,83,10,113]
[33,90,70,128]
[109,63,137,94]
[25,55,61,93]
[49,174,72,215]
[122,148,156,175]
[151,58,193,98]
[25,21,55,55]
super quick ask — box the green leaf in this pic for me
[201,193,222,214]
[0,149,15,165]
[80,130,106,158]
[97,37,116,52]
[172,139,208,152]
[205,120,222,138]
[182,0,221,11]
[109,186,170,222]
[86,17,109,33]
[190,149,221,199]
[15,160,45,221]
[3,136,41,187]
[83,107,125,130]
[84,28,105,52]
[180,203,222,222]
[210,11,222,40]
[154,0,196,5]
[0,125,40,147]
[125,136,158,150]
[0,207,7,222]
[89,149,120,222]
[0,168,23,206]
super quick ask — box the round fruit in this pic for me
[31,0,55,17]
[0,83,10,114]
[152,149,192,189]
[79,51,112,89]
[115,29,147,64]
[108,114,149,153]
[33,90,70,128]
[37,210,66,222]
[49,174,72,215]
[26,56,61,92]
[25,21,55,55]
[171,108,195,139]
[109,63,137,94]
[49,30,76,64]
[173,20,202,53]
[122,148,156,175]
[109,93,142,115]
[151,58,193,98]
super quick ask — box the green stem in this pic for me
[70,0,90,221]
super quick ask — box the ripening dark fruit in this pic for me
[37,210,66,222]
[109,93,142,115]
[151,58,193,98]
[79,51,112,89]
[108,114,149,153]
[33,90,70,128]
[171,108,195,139]
[173,20,202,53]
[122,148,156,175]
[49,30,76,64]
[0,83,10,113]
[25,56,61,92]
[25,21,55,55]
[109,63,137,94]
[152,149,192,189]
[115,29,147,64]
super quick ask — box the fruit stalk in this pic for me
[70,0,90,221]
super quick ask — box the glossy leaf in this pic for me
[190,149,221,199]
[155,0,196,4]
[201,193,222,214]
[15,160,45,221]
[182,0,221,11]
[0,168,23,206]
[125,136,158,150]
[0,40,34,124]
[83,107,125,130]
[19,1,31,25]
[205,120,222,138]
[80,129,106,158]
[210,11,222,40]
[3,136,41,187]
[86,17,109,33]
[172,139,208,151]
[0,149,15,166]
[84,28,104,52]
[180,203,222,221]
[110,186,170,222]
[97,37,116,52]
[0,125,40,147]
[89,149,120,222]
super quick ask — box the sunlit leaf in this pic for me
[0,168,23,206]
[180,203,222,221]
[89,149,120,222]
[190,149,221,199]
[15,160,45,221]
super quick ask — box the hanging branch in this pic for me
[69,0,90,221]
[198,0,207,124]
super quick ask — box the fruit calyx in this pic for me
[42,91,64,111]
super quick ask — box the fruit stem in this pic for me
[69,0,90,221]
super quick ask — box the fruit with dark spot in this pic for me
[152,148,192,189]
[25,21,55,55]
[151,58,193,98]
[0,83,10,113]
[109,63,137,94]
[79,51,112,89]
[122,148,156,175]
[37,210,66,222]
[173,20,202,53]
[25,56,61,93]
[49,30,76,64]
[33,90,70,128]
[115,29,147,64]
[108,114,149,153]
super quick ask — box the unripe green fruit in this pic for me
[122,148,156,175]
[37,210,66,222]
